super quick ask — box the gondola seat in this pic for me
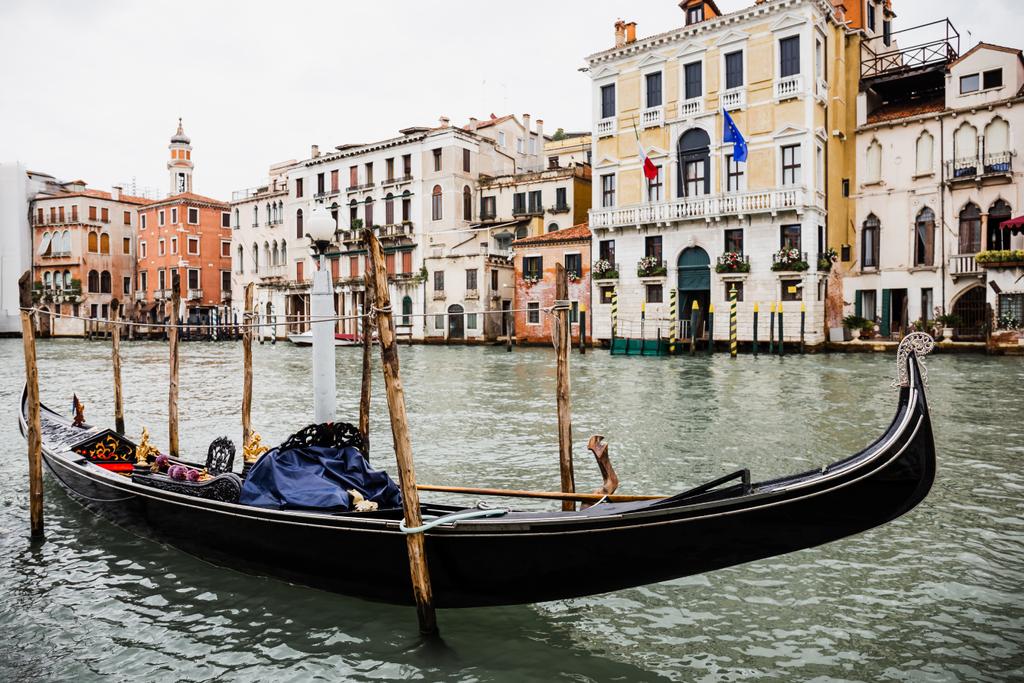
[206,436,236,475]
[133,471,243,504]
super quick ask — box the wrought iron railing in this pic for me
[860,18,959,78]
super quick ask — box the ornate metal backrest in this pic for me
[279,422,366,455]
[206,436,236,475]
[892,332,935,389]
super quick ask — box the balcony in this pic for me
[721,89,745,111]
[465,288,479,300]
[155,288,171,300]
[976,250,1024,269]
[860,19,959,80]
[715,253,750,273]
[134,291,148,301]
[589,188,806,230]
[771,251,809,272]
[640,106,663,129]
[774,74,803,101]
[187,289,204,300]
[945,153,1013,185]
[679,97,704,119]
[596,117,615,138]
[637,258,667,278]
[379,223,414,239]
[548,203,570,214]
[815,78,829,103]
[432,290,446,301]
[513,205,544,218]
[220,290,231,303]
[949,253,983,280]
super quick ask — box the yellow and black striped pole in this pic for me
[669,288,678,354]
[611,288,618,340]
[752,302,759,357]
[729,285,738,358]
[689,300,699,356]
[707,302,715,354]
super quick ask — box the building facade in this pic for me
[585,0,861,346]
[31,181,151,336]
[512,223,592,344]
[847,40,1024,340]
[135,122,232,325]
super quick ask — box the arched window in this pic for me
[401,190,411,222]
[266,203,272,225]
[953,123,978,177]
[984,117,1010,172]
[385,193,395,224]
[862,214,880,268]
[272,240,279,266]
[988,199,1013,251]
[87,270,99,292]
[295,208,303,239]
[100,232,110,254]
[348,199,359,228]
[330,202,339,229]
[515,225,528,240]
[547,222,559,233]
[43,271,52,289]
[88,231,98,253]
[278,201,284,223]
[402,295,413,326]
[431,185,443,221]
[234,208,239,227]
[100,271,111,293]
[915,131,934,175]
[364,197,374,227]
[252,243,259,274]
[958,203,981,254]
[63,270,71,289]
[254,205,259,226]
[237,244,244,274]
[39,231,51,256]
[914,207,935,266]
[462,185,472,221]
[280,239,286,262]
[264,241,271,269]
[61,230,71,254]
[677,128,711,197]
[865,139,882,183]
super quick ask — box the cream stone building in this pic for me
[585,0,864,346]
[848,39,1024,339]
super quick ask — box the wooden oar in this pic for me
[415,484,664,504]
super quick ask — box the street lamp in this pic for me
[307,203,337,423]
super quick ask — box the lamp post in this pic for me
[307,205,337,424]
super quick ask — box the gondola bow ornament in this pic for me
[892,332,935,389]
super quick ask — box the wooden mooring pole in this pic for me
[111,298,125,433]
[168,272,180,458]
[364,228,437,635]
[554,263,576,512]
[360,271,375,458]
[18,273,44,538]
[242,283,254,448]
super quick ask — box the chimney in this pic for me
[536,119,544,140]
[625,22,637,43]
[614,19,626,48]
[311,144,320,159]
[111,185,122,201]
[523,113,531,137]
[439,116,450,128]
[469,116,479,132]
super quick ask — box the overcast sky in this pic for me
[1,0,1018,200]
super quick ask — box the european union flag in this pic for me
[723,108,747,163]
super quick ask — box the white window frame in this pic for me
[779,142,803,187]
[158,210,165,227]
[526,301,541,325]
[723,154,746,193]
[220,240,231,258]
[171,207,178,224]
[141,213,147,229]
[140,241,147,258]
[187,236,200,255]
[158,238,166,256]
[187,207,199,225]
[187,268,201,291]
[716,31,749,101]
[600,172,617,208]
[170,236,178,255]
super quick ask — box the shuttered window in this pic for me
[780,36,800,77]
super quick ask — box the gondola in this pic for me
[18,335,937,609]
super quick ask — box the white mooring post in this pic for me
[307,206,338,424]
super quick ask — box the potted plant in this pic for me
[936,313,959,340]
[592,259,618,280]
[860,318,877,340]
[715,251,750,273]
[818,247,838,272]
[843,314,867,340]
[636,256,667,277]
[771,248,810,272]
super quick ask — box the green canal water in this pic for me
[0,339,1021,682]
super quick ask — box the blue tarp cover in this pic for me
[239,445,402,512]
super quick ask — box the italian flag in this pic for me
[634,120,658,181]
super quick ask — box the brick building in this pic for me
[135,121,232,324]
[512,223,591,344]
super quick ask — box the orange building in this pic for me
[135,121,232,324]
[512,223,591,344]
[31,181,151,336]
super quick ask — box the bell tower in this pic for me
[167,118,193,195]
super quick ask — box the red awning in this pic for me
[999,215,1024,234]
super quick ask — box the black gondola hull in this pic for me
[22,356,936,608]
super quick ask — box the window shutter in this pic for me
[880,289,891,337]
[854,290,863,318]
